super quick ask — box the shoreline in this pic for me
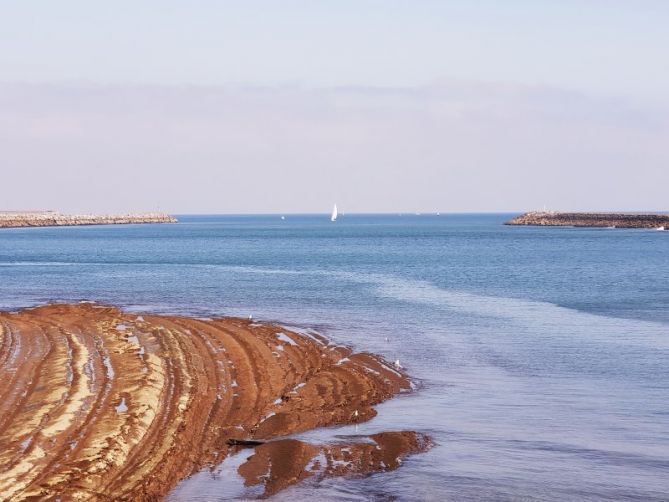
[505,211,669,229]
[0,211,177,229]
[0,303,429,500]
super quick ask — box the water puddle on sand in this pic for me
[102,356,114,379]
[115,397,128,413]
[275,332,298,346]
[20,437,32,452]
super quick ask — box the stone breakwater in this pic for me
[506,212,669,229]
[0,304,429,501]
[0,211,177,228]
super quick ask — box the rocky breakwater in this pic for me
[0,211,177,228]
[506,211,669,229]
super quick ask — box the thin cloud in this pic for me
[1,81,667,213]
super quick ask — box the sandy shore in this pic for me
[0,303,428,500]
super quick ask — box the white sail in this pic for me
[331,204,338,222]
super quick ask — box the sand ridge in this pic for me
[0,303,428,500]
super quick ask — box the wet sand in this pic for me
[0,303,429,500]
[237,431,431,497]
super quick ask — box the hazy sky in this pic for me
[2,1,668,213]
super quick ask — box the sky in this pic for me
[1,1,668,213]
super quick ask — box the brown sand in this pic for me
[0,303,428,500]
[238,431,431,497]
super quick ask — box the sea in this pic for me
[1,214,667,501]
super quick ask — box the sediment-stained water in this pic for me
[0,214,668,501]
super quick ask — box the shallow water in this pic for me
[1,214,668,500]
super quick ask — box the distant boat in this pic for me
[281,216,285,220]
[656,226,665,231]
[331,204,338,222]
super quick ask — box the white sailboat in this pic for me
[331,204,338,222]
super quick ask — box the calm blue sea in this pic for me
[1,214,668,501]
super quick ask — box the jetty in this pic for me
[0,211,177,229]
[506,211,668,229]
